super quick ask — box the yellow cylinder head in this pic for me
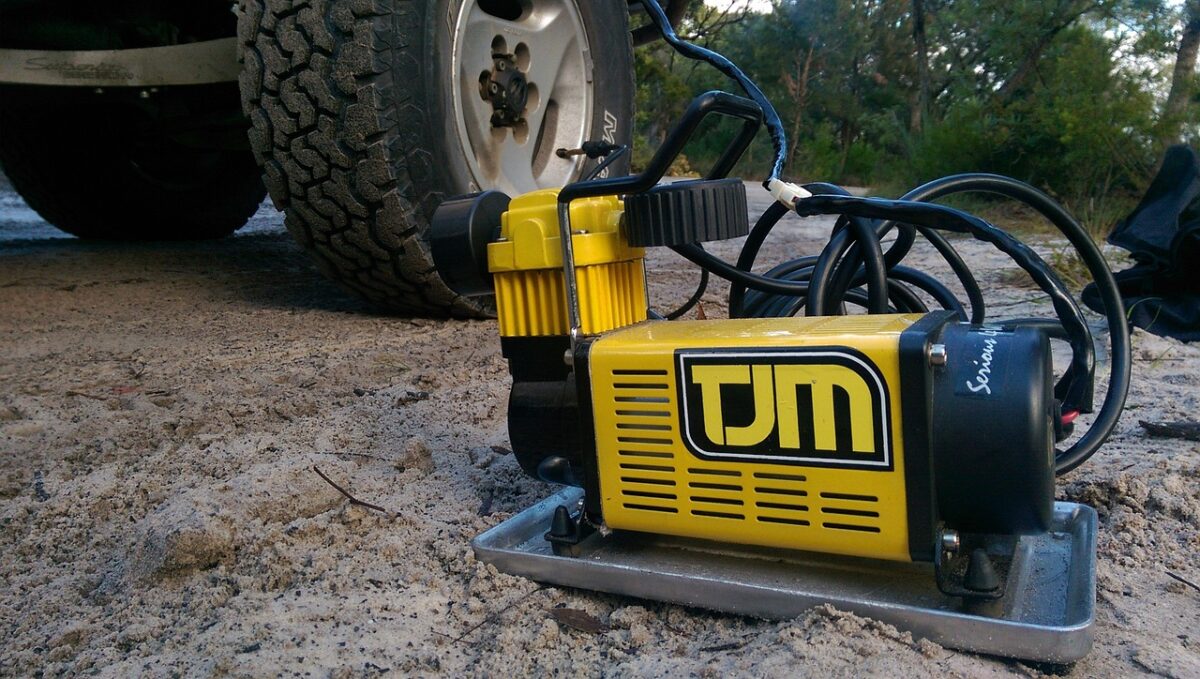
[487,189,647,337]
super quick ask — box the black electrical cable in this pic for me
[817,224,983,323]
[885,277,930,313]
[781,263,961,318]
[729,201,790,317]
[796,194,1094,410]
[663,269,709,320]
[886,266,964,317]
[754,181,1072,407]
[916,177,1130,473]
[872,177,1083,402]
[735,192,1092,409]
[672,242,813,297]
[727,189,974,322]
[734,192,983,324]
[582,145,630,182]
[801,190,1123,474]
[637,0,788,183]
[834,174,1130,473]
[998,318,1069,340]
[731,189,891,318]
[805,183,890,314]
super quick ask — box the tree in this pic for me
[992,0,1107,105]
[630,0,1175,204]
[1161,0,1200,147]
[912,0,931,132]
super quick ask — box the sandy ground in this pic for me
[1,172,1198,678]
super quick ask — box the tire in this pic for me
[0,86,266,240]
[238,0,634,316]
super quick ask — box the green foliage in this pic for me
[905,101,1004,182]
[631,0,1195,229]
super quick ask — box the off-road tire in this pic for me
[237,0,634,316]
[0,87,266,240]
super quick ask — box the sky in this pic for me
[704,0,1186,12]
[704,0,774,11]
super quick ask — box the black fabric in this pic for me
[1083,145,1200,341]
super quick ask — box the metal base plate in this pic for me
[473,488,1097,663]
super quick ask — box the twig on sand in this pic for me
[1139,420,1200,443]
[983,296,1045,310]
[700,640,748,653]
[1166,571,1200,594]
[65,390,107,401]
[435,586,548,644]
[550,607,609,634]
[312,465,389,513]
[315,451,389,462]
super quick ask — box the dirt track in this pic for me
[1,174,1198,677]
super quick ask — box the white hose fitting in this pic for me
[767,178,811,209]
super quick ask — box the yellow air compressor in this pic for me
[429,2,1130,661]
[433,166,1060,598]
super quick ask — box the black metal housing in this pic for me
[930,323,1056,534]
[503,336,586,487]
[429,190,510,297]
[508,379,581,486]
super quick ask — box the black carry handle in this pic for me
[559,91,762,203]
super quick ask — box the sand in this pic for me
[1,181,1198,677]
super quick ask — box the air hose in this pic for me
[631,0,1130,474]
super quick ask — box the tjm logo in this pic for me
[676,349,892,469]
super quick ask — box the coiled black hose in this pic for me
[715,175,1130,474]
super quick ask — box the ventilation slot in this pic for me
[614,410,670,418]
[688,468,742,477]
[692,509,744,520]
[616,422,672,432]
[619,463,675,472]
[756,501,809,512]
[758,516,810,526]
[625,503,678,513]
[618,449,673,460]
[690,496,744,506]
[612,369,668,376]
[621,476,676,487]
[823,522,881,533]
[821,507,879,518]
[622,489,677,500]
[753,472,807,482]
[820,492,877,502]
[817,492,881,533]
[755,486,807,497]
[688,481,742,491]
[617,436,674,446]
[611,373,673,408]
[614,396,669,403]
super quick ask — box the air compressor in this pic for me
[429,0,1131,662]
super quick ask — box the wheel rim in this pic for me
[452,0,594,195]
